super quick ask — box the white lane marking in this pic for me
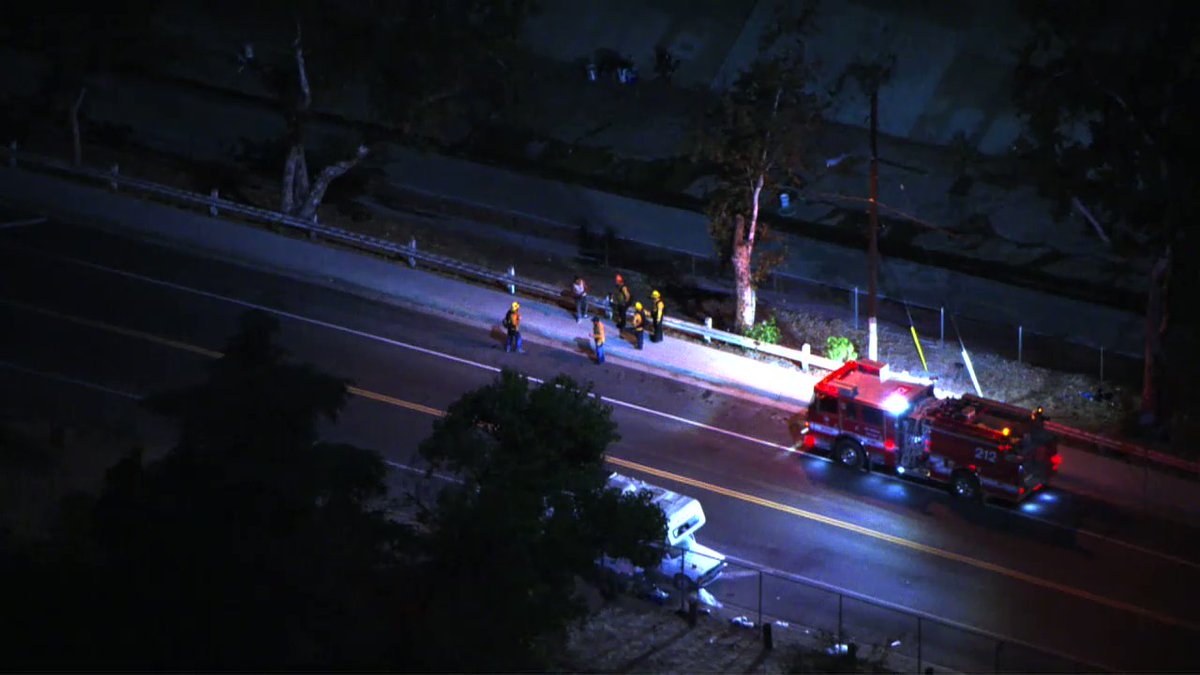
[31,249,799,452]
[384,459,463,485]
[0,217,47,230]
[17,247,1200,571]
[0,358,1110,670]
[0,360,141,400]
[25,251,504,377]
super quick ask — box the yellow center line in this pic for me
[2,298,223,359]
[349,386,446,419]
[2,298,448,420]
[6,297,1198,633]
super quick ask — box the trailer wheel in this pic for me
[951,470,981,501]
[835,439,865,471]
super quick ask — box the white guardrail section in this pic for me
[2,145,842,374]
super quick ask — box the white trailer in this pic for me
[601,472,726,589]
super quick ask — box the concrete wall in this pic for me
[524,0,1030,154]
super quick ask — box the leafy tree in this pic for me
[695,2,824,332]
[1011,0,1200,434]
[2,310,412,669]
[412,369,665,670]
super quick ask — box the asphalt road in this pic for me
[2,219,1198,671]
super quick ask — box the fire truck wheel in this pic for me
[951,470,982,501]
[835,439,865,471]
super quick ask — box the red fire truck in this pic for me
[789,360,1060,501]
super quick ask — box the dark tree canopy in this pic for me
[413,369,666,670]
[238,0,535,136]
[1012,0,1200,437]
[1,311,410,669]
[1012,0,1200,248]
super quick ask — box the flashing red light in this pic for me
[1018,487,1025,496]
[803,433,816,449]
[1051,454,1062,471]
[884,439,895,451]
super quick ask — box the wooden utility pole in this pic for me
[867,88,880,361]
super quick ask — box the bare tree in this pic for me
[695,3,822,333]
[248,23,369,222]
[70,87,87,166]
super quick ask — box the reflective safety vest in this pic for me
[593,322,605,345]
[653,299,664,323]
[504,309,520,331]
[632,312,644,332]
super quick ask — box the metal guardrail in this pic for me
[2,145,837,375]
[6,145,1193,477]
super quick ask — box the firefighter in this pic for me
[611,274,631,331]
[632,301,646,350]
[592,315,605,364]
[503,301,524,353]
[650,290,665,343]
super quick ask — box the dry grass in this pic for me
[562,594,897,674]
[778,310,1133,434]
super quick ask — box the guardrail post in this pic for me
[679,553,687,612]
[852,287,859,331]
[209,188,219,217]
[506,265,516,295]
[800,343,811,373]
[1018,325,1023,363]
[939,307,945,349]
[917,616,922,673]
[703,317,713,344]
[109,164,119,191]
[837,593,843,646]
[757,570,763,629]
[7,140,16,167]
[407,237,417,268]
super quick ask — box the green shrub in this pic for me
[746,316,781,345]
[826,336,858,363]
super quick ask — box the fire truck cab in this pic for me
[791,360,1059,501]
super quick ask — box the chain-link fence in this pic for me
[644,546,1105,673]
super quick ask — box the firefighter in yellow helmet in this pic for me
[632,301,646,350]
[503,301,524,353]
[650,290,665,343]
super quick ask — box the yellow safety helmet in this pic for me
[651,290,661,299]
[511,301,520,310]
[634,302,643,310]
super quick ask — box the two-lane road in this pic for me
[2,219,1198,671]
